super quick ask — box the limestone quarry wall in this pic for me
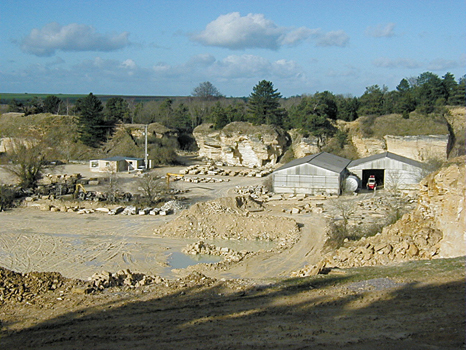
[288,129,320,159]
[382,157,465,258]
[351,134,450,161]
[193,122,289,167]
[351,136,386,157]
[384,135,450,161]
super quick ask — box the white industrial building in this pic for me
[272,152,351,195]
[347,152,425,190]
[272,151,426,195]
[89,156,144,173]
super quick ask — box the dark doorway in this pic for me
[362,169,385,188]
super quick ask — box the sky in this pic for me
[1,0,465,98]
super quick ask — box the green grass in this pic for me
[0,93,192,104]
[365,113,449,138]
[281,256,465,289]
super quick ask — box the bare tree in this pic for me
[103,163,122,202]
[5,139,48,189]
[384,170,412,222]
[331,198,356,235]
[136,172,165,204]
[191,82,223,100]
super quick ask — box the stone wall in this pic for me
[384,134,450,161]
[193,122,289,167]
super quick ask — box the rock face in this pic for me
[288,129,320,158]
[324,157,465,270]
[416,158,465,257]
[384,134,450,161]
[193,122,289,167]
[351,134,450,161]
[351,136,386,157]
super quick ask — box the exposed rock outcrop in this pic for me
[351,136,386,157]
[193,122,289,167]
[288,129,320,158]
[321,157,465,270]
[384,134,450,161]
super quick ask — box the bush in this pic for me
[0,185,16,211]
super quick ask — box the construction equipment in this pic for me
[366,175,377,190]
[166,173,184,188]
[74,183,88,200]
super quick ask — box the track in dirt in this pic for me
[214,214,326,279]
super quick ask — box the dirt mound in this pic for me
[0,267,78,303]
[155,195,300,242]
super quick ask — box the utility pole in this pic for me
[144,124,148,170]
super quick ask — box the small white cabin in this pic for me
[90,156,144,173]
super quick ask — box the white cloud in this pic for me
[191,12,349,50]
[372,57,421,69]
[365,23,396,38]
[279,27,319,46]
[427,58,460,71]
[186,53,216,67]
[0,54,311,96]
[192,12,284,50]
[121,59,137,69]
[315,30,350,47]
[21,22,130,56]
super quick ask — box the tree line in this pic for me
[5,71,465,149]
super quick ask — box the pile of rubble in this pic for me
[180,164,273,178]
[155,196,300,245]
[0,267,74,303]
[89,269,166,290]
[182,241,250,263]
[234,185,269,199]
[325,225,443,268]
[290,260,328,277]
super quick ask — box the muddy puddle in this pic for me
[0,228,277,280]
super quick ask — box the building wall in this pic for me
[90,160,127,172]
[348,158,424,190]
[273,163,343,195]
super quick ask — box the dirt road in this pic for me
[207,214,327,279]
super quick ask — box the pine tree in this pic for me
[247,80,286,126]
[75,93,111,148]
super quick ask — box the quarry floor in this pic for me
[0,162,464,349]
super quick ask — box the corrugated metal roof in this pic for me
[275,152,351,173]
[348,152,424,168]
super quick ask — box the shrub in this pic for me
[0,185,16,211]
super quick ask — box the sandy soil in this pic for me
[0,258,464,349]
[1,162,465,349]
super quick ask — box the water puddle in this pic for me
[167,251,222,269]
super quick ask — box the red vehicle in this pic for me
[366,175,377,190]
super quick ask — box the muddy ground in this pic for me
[0,162,465,349]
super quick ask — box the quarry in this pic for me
[0,107,464,349]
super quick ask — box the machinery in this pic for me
[166,173,184,188]
[366,175,377,190]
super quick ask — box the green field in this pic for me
[0,93,186,104]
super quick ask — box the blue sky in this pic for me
[1,0,465,97]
